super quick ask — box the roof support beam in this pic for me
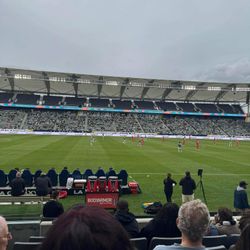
[141,87,149,100]
[120,78,129,99]
[42,72,50,95]
[161,89,172,100]
[71,74,79,97]
[4,68,14,91]
[215,84,235,102]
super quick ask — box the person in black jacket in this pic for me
[43,190,64,218]
[10,171,25,196]
[114,200,139,238]
[179,171,196,203]
[35,173,52,196]
[163,173,177,202]
[140,202,181,241]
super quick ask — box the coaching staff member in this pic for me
[179,171,196,203]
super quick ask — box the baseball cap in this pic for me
[239,181,248,187]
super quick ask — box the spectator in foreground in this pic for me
[154,199,210,250]
[10,171,25,196]
[234,180,250,213]
[114,200,139,238]
[0,216,12,250]
[213,207,240,235]
[140,203,181,241]
[43,190,64,218]
[179,171,196,203]
[229,211,250,250]
[35,172,52,196]
[40,206,134,250]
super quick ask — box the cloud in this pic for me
[193,58,250,83]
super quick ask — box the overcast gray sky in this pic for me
[0,0,250,82]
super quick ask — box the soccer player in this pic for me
[177,141,183,152]
[195,139,200,150]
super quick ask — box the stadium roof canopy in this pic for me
[0,67,250,104]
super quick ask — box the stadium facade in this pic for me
[0,67,250,139]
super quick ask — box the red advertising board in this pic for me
[85,192,119,209]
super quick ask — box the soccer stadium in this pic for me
[1,1,250,249]
[0,67,249,249]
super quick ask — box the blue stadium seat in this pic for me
[22,169,33,187]
[0,170,7,187]
[34,169,42,182]
[106,168,117,178]
[130,237,147,250]
[47,168,58,186]
[59,168,70,186]
[95,168,106,177]
[118,169,128,185]
[72,169,82,179]
[8,169,18,184]
[83,169,93,179]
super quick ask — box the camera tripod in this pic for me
[196,175,207,204]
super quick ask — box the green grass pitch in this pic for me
[0,134,249,218]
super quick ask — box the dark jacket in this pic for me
[140,218,181,241]
[43,200,64,218]
[234,186,250,210]
[35,175,52,196]
[179,176,196,195]
[10,177,26,196]
[164,177,177,194]
[114,211,139,238]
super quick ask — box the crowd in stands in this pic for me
[1,199,250,250]
[0,108,249,136]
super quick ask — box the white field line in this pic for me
[129,173,250,176]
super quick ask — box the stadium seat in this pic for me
[8,169,18,184]
[130,237,147,250]
[86,176,98,192]
[0,170,7,187]
[47,168,58,186]
[29,236,45,242]
[202,235,227,248]
[13,242,41,250]
[34,169,42,182]
[206,246,227,250]
[107,176,119,192]
[225,234,240,249]
[118,169,128,185]
[72,169,82,179]
[95,168,106,177]
[148,237,181,250]
[59,168,70,186]
[83,169,93,179]
[97,176,107,192]
[106,168,117,178]
[21,169,33,187]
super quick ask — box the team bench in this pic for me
[0,195,50,204]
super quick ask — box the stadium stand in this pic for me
[112,99,132,109]
[43,95,63,106]
[0,92,13,103]
[64,96,86,106]
[0,106,249,136]
[89,98,110,108]
[134,100,155,110]
[176,102,196,112]
[15,94,40,105]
